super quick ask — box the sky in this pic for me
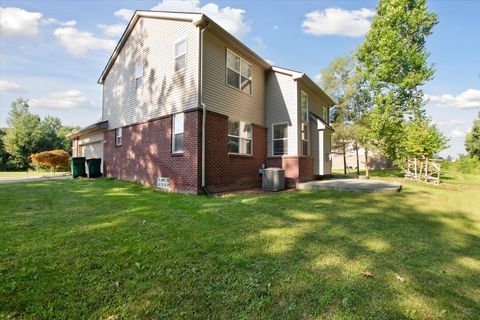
[0,0,479,158]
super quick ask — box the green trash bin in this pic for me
[71,157,86,178]
[86,158,102,178]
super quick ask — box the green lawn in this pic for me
[0,171,69,179]
[1,177,479,319]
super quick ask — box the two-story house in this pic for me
[71,10,335,194]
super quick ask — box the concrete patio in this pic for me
[297,176,402,193]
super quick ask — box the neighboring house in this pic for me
[332,146,392,171]
[71,10,335,194]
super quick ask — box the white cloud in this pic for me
[302,8,375,37]
[150,0,251,39]
[30,90,96,110]
[314,73,322,83]
[0,7,43,37]
[114,8,134,21]
[54,27,116,55]
[0,80,26,93]
[251,37,266,51]
[97,23,126,37]
[433,119,466,127]
[41,18,77,27]
[272,25,279,31]
[152,0,200,12]
[449,130,466,138]
[426,89,480,109]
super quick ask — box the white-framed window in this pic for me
[115,127,122,146]
[174,38,186,72]
[228,119,253,155]
[135,63,143,89]
[172,113,184,153]
[272,123,288,156]
[226,49,252,95]
[300,91,309,156]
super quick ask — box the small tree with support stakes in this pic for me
[402,119,448,185]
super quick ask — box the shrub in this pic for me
[444,156,480,175]
[30,150,70,172]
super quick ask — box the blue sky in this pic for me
[1,0,479,157]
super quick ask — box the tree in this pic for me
[402,119,449,159]
[320,54,366,174]
[3,99,43,170]
[30,150,70,173]
[0,128,11,171]
[465,112,480,159]
[356,0,438,161]
[331,124,354,174]
[2,98,77,170]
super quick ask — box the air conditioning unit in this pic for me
[262,168,285,192]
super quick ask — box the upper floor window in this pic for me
[300,91,309,156]
[226,49,252,95]
[228,119,252,155]
[135,63,143,89]
[323,107,329,123]
[115,127,122,146]
[273,123,288,156]
[175,38,186,72]
[172,113,184,153]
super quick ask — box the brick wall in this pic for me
[102,108,313,193]
[103,110,201,194]
[267,156,313,187]
[205,111,267,193]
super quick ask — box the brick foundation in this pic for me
[102,109,314,193]
[205,111,267,193]
[266,156,314,187]
[103,110,201,194]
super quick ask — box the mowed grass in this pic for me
[0,171,69,179]
[0,177,479,319]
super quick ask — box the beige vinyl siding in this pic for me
[265,71,298,156]
[78,131,105,172]
[202,30,265,126]
[103,17,199,130]
[297,81,330,124]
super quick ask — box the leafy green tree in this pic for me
[331,124,354,174]
[465,112,480,159]
[319,53,359,123]
[0,128,11,170]
[356,0,438,161]
[4,99,43,170]
[402,119,449,159]
[2,98,77,170]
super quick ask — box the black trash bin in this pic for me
[71,157,86,178]
[86,158,102,178]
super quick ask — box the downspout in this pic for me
[197,17,211,195]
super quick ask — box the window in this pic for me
[273,124,288,156]
[115,128,122,146]
[226,49,252,95]
[135,63,143,89]
[323,107,329,123]
[301,122,309,156]
[172,113,184,153]
[300,91,309,156]
[228,119,252,155]
[175,39,186,71]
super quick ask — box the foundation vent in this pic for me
[157,177,170,190]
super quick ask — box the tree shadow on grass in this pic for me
[0,179,479,319]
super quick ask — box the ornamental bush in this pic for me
[30,150,70,172]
